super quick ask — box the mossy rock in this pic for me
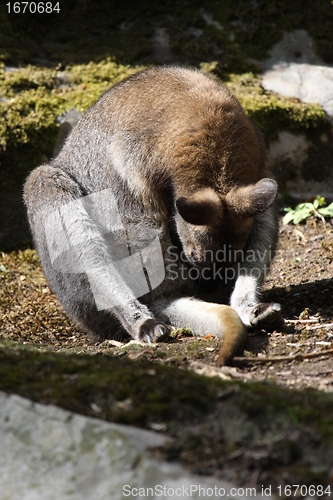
[0,60,142,189]
[1,0,332,196]
[0,345,332,488]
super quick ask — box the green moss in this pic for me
[250,383,333,442]
[224,73,331,142]
[0,59,142,188]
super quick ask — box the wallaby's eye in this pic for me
[176,188,222,226]
[176,197,214,225]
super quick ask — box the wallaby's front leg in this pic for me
[230,207,282,329]
[24,165,170,343]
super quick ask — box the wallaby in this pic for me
[24,67,281,365]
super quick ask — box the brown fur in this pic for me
[100,68,267,193]
[215,305,248,367]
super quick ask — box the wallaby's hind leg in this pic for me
[24,164,170,343]
[152,297,247,365]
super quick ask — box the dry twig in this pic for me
[306,322,333,331]
[233,348,333,365]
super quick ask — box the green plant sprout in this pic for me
[283,195,333,225]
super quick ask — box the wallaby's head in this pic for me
[174,178,277,267]
[163,72,278,268]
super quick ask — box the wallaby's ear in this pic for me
[176,188,222,226]
[226,178,277,216]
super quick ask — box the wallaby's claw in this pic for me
[139,319,171,343]
[249,302,282,330]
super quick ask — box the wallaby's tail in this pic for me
[216,306,248,366]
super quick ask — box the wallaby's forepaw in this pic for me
[139,319,171,343]
[249,302,282,330]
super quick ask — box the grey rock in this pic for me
[0,391,270,500]
[56,71,72,86]
[53,108,83,158]
[151,28,173,64]
[265,29,322,66]
[261,30,333,198]
[56,108,83,127]
[201,12,223,32]
[269,130,333,201]
[262,30,333,118]
[262,62,333,118]
[4,66,20,73]
[269,132,309,165]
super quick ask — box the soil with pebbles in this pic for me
[1,216,333,393]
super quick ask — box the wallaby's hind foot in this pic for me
[249,302,282,330]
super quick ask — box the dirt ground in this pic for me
[1,215,333,493]
[1,215,333,393]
